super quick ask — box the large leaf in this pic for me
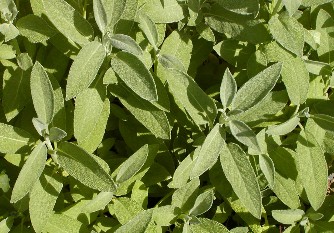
[296,130,327,210]
[11,142,47,203]
[0,123,33,153]
[231,62,282,111]
[57,142,117,192]
[44,214,88,233]
[43,0,93,45]
[111,51,157,101]
[316,9,334,66]
[31,62,55,124]
[190,218,230,233]
[219,143,262,219]
[190,124,226,178]
[66,41,106,100]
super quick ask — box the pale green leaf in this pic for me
[157,54,186,72]
[0,172,10,192]
[111,51,157,101]
[110,34,143,56]
[0,217,14,233]
[49,127,67,142]
[311,114,334,134]
[114,209,153,233]
[316,10,334,66]
[11,142,47,203]
[111,197,143,224]
[220,68,237,110]
[57,142,117,192]
[269,14,304,57]
[0,123,33,153]
[272,209,305,224]
[0,23,19,41]
[283,0,302,16]
[266,116,300,136]
[302,0,333,7]
[44,214,88,233]
[93,0,108,34]
[190,218,230,233]
[218,0,260,16]
[16,53,33,71]
[190,124,226,178]
[138,13,158,50]
[189,189,215,216]
[219,143,261,219]
[172,178,200,212]
[31,62,55,124]
[259,154,275,188]
[43,0,93,45]
[29,169,63,233]
[229,120,261,152]
[66,41,106,100]
[32,118,48,136]
[81,192,114,213]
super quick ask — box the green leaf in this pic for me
[31,62,55,124]
[111,197,143,224]
[0,23,19,41]
[283,225,300,233]
[49,127,67,142]
[57,142,117,192]
[263,42,309,105]
[111,51,158,101]
[272,209,305,224]
[32,118,48,136]
[0,43,15,59]
[164,69,217,127]
[219,143,262,219]
[259,154,275,188]
[11,142,47,203]
[266,116,300,136]
[231,62,282,111]
[74,88,110,153]
[66,41,106,100]
[220,68,237,110]
[93,0,108,34]
[43,0,94,45]
[138,13,158,50]
[283,0,302,16]
[268,14,304,57]
[97,0,126,32]
[302,0,334,7]
[218,0,260,16]
[296,130,328,210]
[190,124,226,178]
[189,189,215,216]
[116,144,151,183]
[17,53,33,71]
[16,15,56,45]
[0,217,14,233]
[157,54,186,72]
[189,218,230,233]
[311,114,334,134]
[172,178,200,212]
[29,169,63,233]
[44,214,88,233]
[0,172,10,192]
[0,123,33,153]
[229,120,261,152]
[114,209,153,233]
[81,191,114,213]
[110,34,143,56]
[140,0,185,23]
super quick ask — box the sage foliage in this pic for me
[1,0,334,232]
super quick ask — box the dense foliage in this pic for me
[1,0,334,232]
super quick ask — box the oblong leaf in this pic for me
[172,178,200,212]
[116,144,150,183]
[114,209,153,233]
[190,218,230,233]
[138,13,158,50]
[189,189,215,216]
[311,114,334,134]
[0,123,33,153]
[266,116,300,136]
[219,143,262,219]
[111,51,157,101]
[57,142,117,192]
[110,34,143,56]
[220,68,237,110]
[259,154,275,188]
[93,0,108,34]
[190,124,226,178]
[31,62,55,124]
[29,169,63,233]
[44,214,87,233]
[231,62,282,111]
[11,142,47,203]
[229,120,261,152]
[43,0,93,45]
[272,209,305,224]
[81,191,114,213]
[66,41,106,100]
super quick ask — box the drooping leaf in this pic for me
[272,209,305,224]
[11,142,47,203]
[219,143,262,219]
[57,142,117,192]
[266,116,300,136]
[66,41,106,100]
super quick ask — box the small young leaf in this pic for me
[57,142,117,192]
[0,23,19,41]
[111,51,158,101]
[31,62,55,124]
[49,127,67,142]
[32,118,48,136]
[283,0,302,16]
[259,154,275,188]
[272,209,305,224]
[138,13,159,50]
[229,120,261,152]
[220,68,237,110]
[93,0,108,34]
[266,116,300,136]
[110,34,143,56]
[0,217,14,233]
[114,209,153,233]
[189,189,215,216]
[231,62,282,111]
[11,142,47,203]
[220,143,262,219]
[0,123,33,153]
[66,41,106,100]
[190,124,226,178]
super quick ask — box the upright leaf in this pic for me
[231,63,282,111]
[259,154,275,188]
[43,0,93,45]
[66,41,106,100]
[296,130,327,210]
[283,0,302,16]
[220,143,262,219]
[93,0,108,34]
[220,68,237,110]
[316,9,334,66]
[111,51,157,101]
[138,13,158,50]
[190,124,226,178]
[11,142,47,203]
[172,178,200,212]
[31,62,55,124]
[57,142,117,192]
